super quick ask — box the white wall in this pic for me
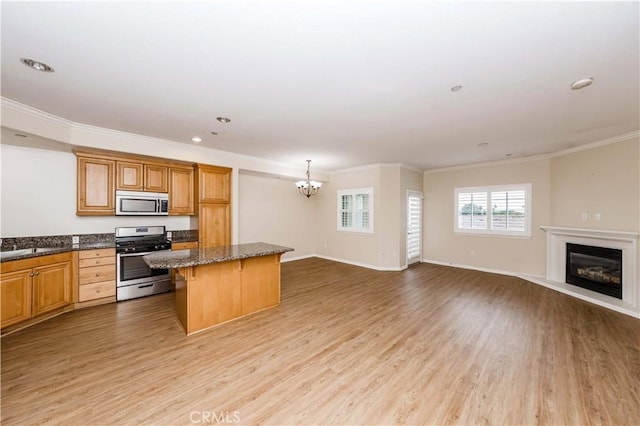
[314,164,423,270]
[550,137,639,231]
[423,158,551,277]
[0,144,189,237]
[238,172,316,261]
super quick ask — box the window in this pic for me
[454,184,531,237]
[338,188,373,233]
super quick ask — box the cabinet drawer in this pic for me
[79,281,116,301]
[172,242,198,250]
[79,256,115,268]
[79,248,115,260]
[79,264,116,285]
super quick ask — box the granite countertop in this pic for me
[0,242,116,263]
[143,242,294,269]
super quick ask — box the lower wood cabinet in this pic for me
[1,252,72,329]
[175,253,282,335]
[77,248,116,304]
[1,270,32,328]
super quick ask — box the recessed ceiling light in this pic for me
[14,133,27,138]
[571,77,593,90]
[216,117,231,123]
[20,58,54,72]
[451,85,462,92]
[478,142,489,147]
[191,137,202,143]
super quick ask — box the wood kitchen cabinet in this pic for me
[117,161,168,193]
[199,204,231,247]
[169,166,195,215]
[1,270,32,328]
[1,252,73,330]
[76,248,116,306]
[77,156,115,215]
[198,165,231,203]
[193,164,232,248]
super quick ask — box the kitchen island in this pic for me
[143,242,293,335]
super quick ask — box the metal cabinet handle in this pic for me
[96,289,101,293]
[96,272,101,277]
[95,260,101,264]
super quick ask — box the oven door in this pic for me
[117,252,170,287]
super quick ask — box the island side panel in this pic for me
[186,260,242,334]
[241,254,282,315]
[175,268,189,333]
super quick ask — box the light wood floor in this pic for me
[2,258,639,425]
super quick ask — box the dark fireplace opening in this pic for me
[566,243,622,299]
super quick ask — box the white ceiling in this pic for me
[1,1,638,172]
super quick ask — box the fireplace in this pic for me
[566,243,622,299]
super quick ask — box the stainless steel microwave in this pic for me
[115,190,169,216]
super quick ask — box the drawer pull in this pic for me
[95,272,101,277]
[96,289,101,293]
[95,260,101,264]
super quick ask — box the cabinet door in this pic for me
[241,255,281,315]
[33,262,72,316]
[117,161,143,191]
[77,156,115,215]
[199,204,231,248]
[169,167,194,215]
[144,165,168,192]
[199,166,231,203]
[1,270,32,328]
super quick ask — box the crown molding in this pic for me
[332,162,423,175]
[1,97,73,128]
[424,130,640,175]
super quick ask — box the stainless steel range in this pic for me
[115,226,172,301]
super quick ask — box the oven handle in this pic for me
[118,251,154,258]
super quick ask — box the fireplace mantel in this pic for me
[535,226,639,318]
[540,226,640,241]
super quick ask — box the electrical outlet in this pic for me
[595,213,601,221]
[166,231,172,240]
[581,213,588,220]
[71,235,79,244]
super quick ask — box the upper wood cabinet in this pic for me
[169,167,195,215]
[116,162,143,191]
[117,161,168,193]
[199,165,231,204]
[77,156,115,215]
[144,165,168,192]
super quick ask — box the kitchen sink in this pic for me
[0,247,61,260]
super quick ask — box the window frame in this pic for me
[337,187,374,233]
[454,183,532,238]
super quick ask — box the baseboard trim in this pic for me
[314,255,406,272]
[281,254,316,263]
[421,258,521,278]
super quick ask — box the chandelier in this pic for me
[295,160,322,198]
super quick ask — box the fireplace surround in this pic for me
[539,226,639,318]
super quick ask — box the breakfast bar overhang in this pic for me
[144,242,293,335]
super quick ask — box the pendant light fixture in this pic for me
[295,160,322,198]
